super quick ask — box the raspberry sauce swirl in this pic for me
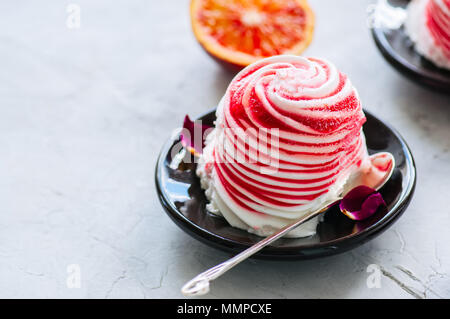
[197,55,370,238]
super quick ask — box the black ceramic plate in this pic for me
[372,0,450,92]
[156,109,416,260]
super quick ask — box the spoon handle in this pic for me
[181,201,336,296]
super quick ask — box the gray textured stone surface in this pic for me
[0,0,449,298]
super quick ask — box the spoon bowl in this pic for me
[344,152,395,194]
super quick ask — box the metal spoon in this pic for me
[181,152,395,297]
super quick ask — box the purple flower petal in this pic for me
[358,193,386,220]
[339,185,386,221]
[180,115,213,156]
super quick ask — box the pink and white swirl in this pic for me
[197,55,370,238]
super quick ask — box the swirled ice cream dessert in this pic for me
[405,0,450,70]
[197,55,371,238]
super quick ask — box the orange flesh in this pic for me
[195,0,312,58]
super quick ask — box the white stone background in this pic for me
[0,0,449,299]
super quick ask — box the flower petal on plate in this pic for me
[339,185,386,221]
[180,115,213,156]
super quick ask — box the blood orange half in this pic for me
[190,0,315,70]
